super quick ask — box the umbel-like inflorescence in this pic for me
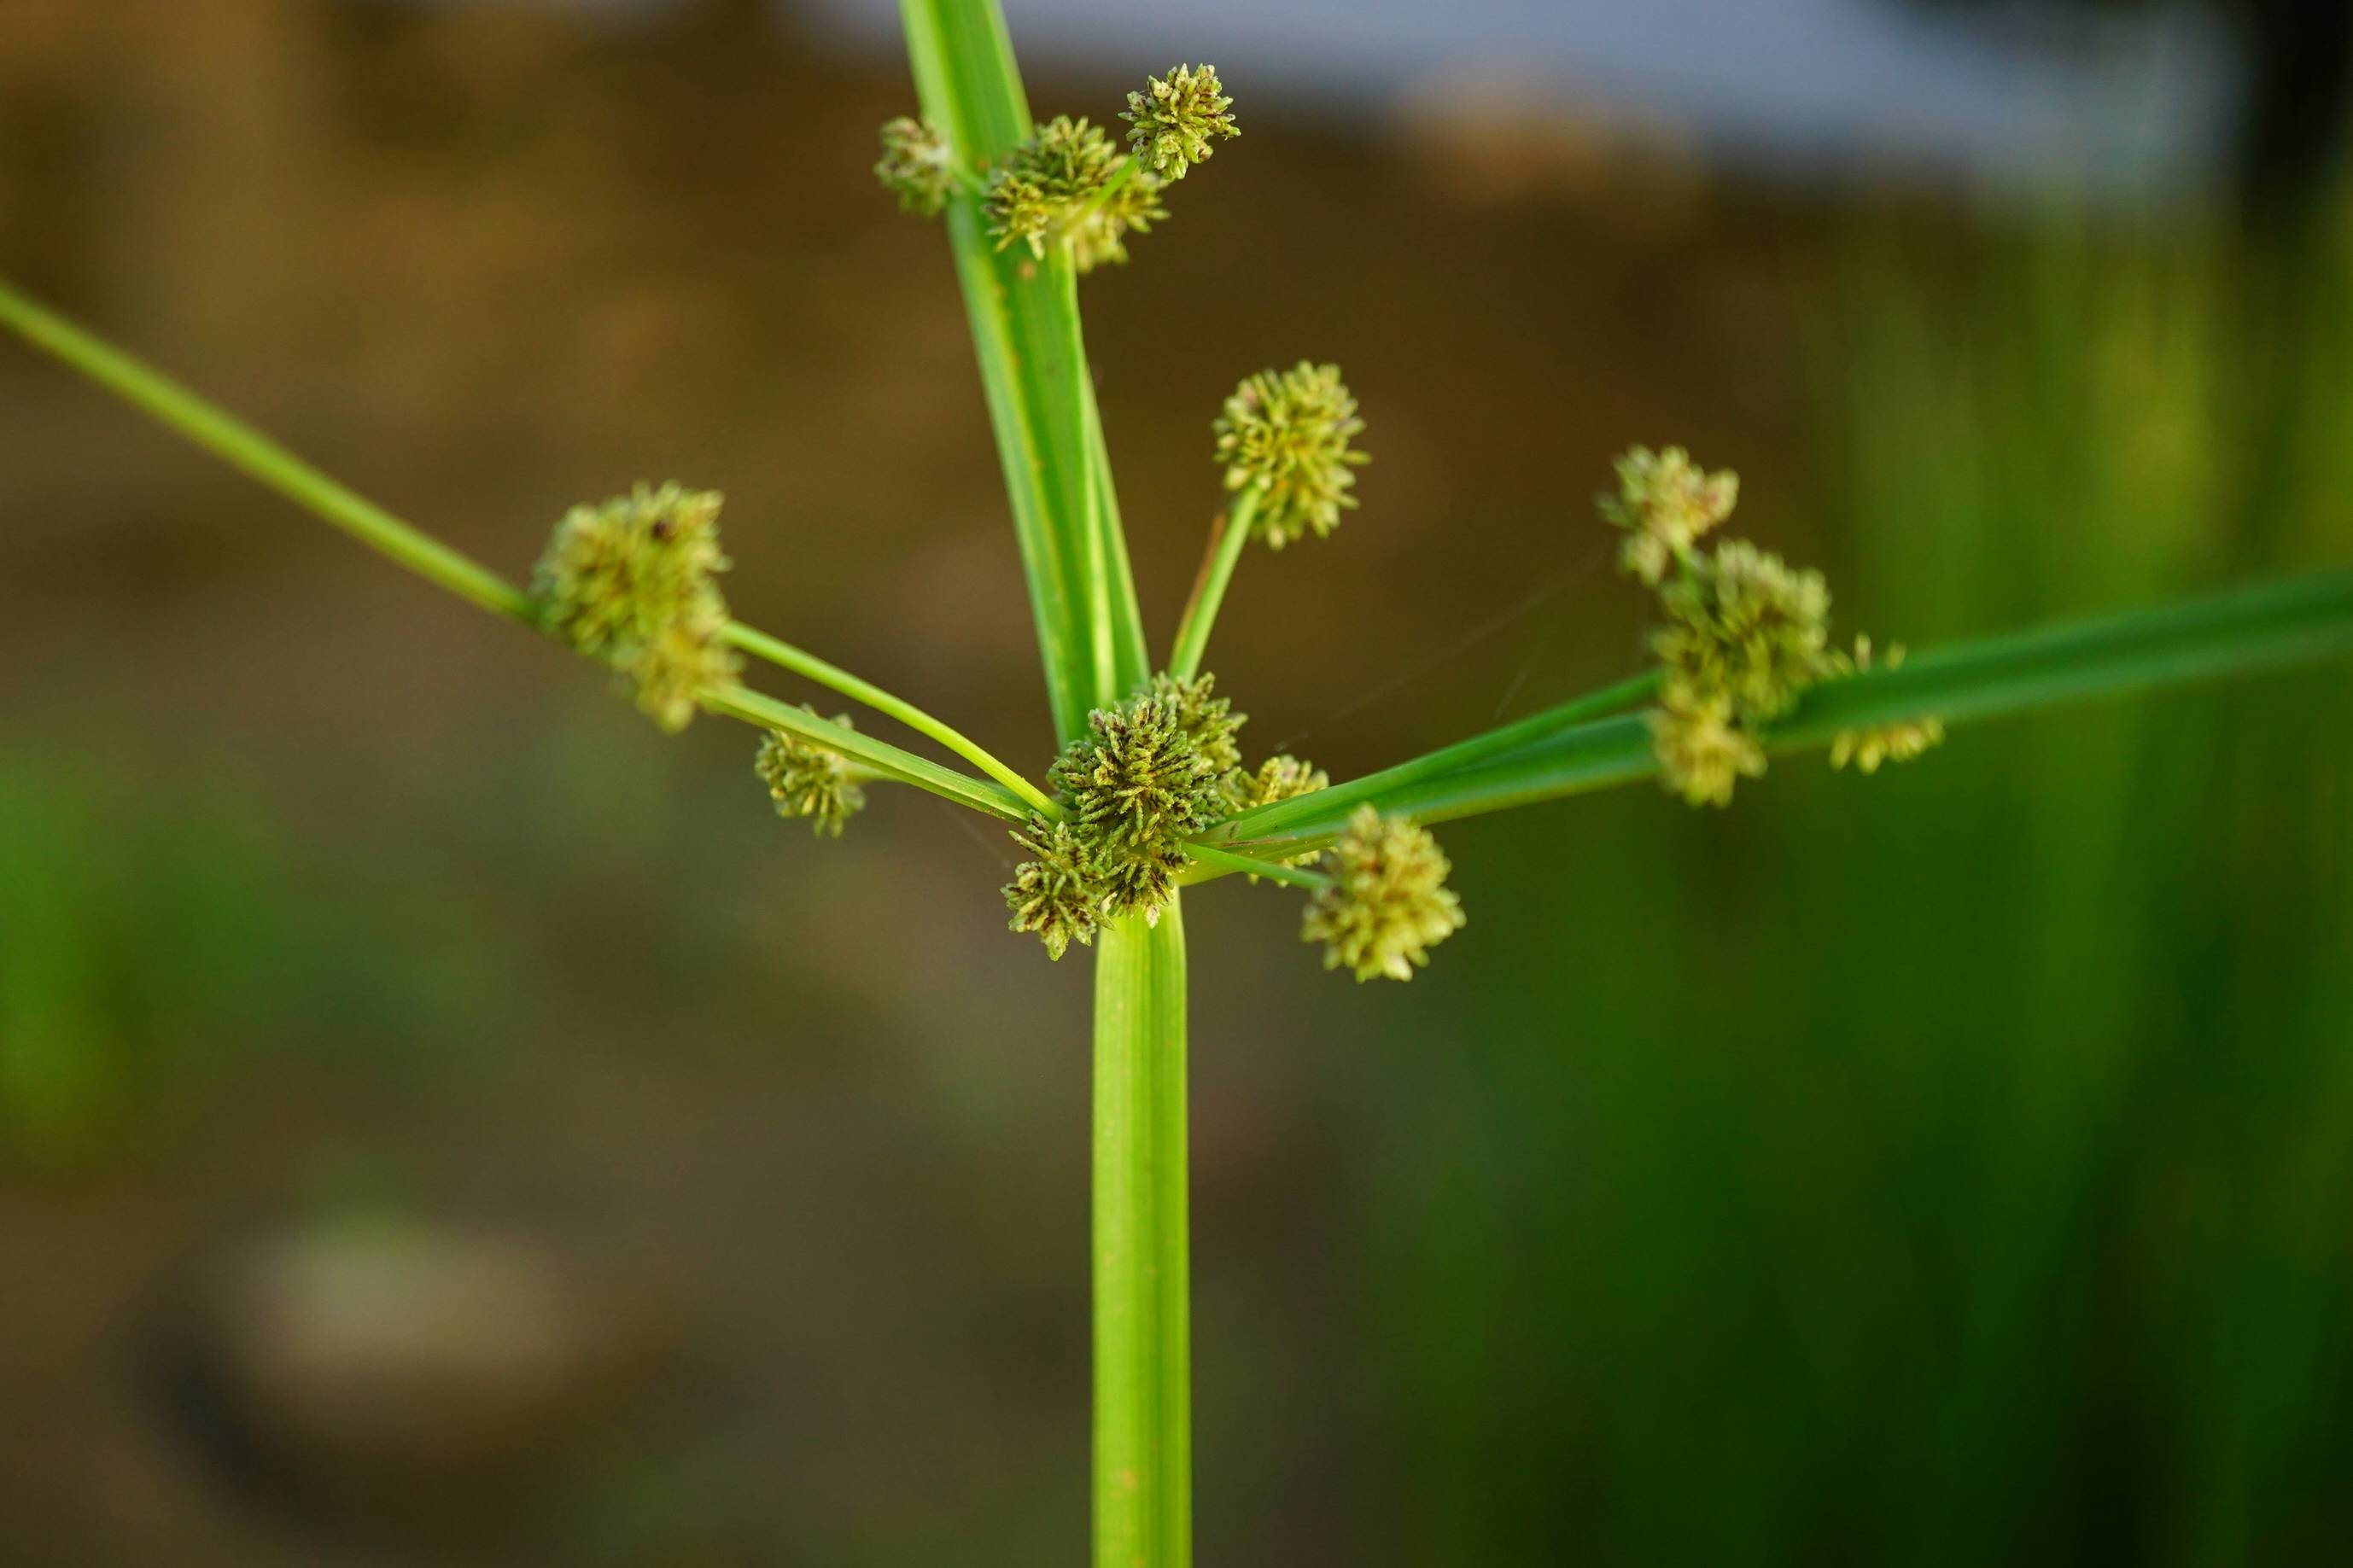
[1048,689,1229,921]
[534,482,739,733]
[1214,362,1369,548]
[1122,63,1238,180]
[1601,446,1940,805]
[1303,807,1468,982]
[874,116,957,217]
[1001,674,1361,961]
[756,710,869,837]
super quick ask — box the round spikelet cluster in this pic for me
[1147,672,1246,776]
[1600,445,1739,586]
[1003,815,1105,960]
[1122,63,1238,181]
[1301,806,1467,982]
[1213,362,1369,549]
[1226,752,1328,813]
[1649,695,1768,808]
[534,482,739,733]
[874,116,956,217]
[1655,539,1833,724]
[755,711,869,837]
[985,116,1167,273]
[1825,637,1946,773]
[1048,691,1227,920]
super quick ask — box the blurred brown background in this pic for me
[3,1,2350,1564]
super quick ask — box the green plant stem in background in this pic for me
[1166,487,1264,682]
[1092,904,1192,1568]
[0,277,535,627]
[1207,568,2353,858]
[721,622,1056,817]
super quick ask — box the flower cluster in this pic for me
[1003,674,1328,956]
[1655,539,1833,723]
[755,711,869,837]
[1825,638,1946,772]
[1225,752,1328,813]
[533,482,739,733]
[1601,447,1939,806]
[1599,445,1739,586]
[1122,63,1238,181]
[874,116,957,217]
[1213,362,1369,549]
[881,67,1236,274]
[986,116,1168,274]
[1301,807,1468,982]
[1046,688,1229,921]
[1004,815,1105,961]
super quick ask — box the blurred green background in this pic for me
[3,1,2350,1563]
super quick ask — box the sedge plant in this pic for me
[5,5,2353,1560]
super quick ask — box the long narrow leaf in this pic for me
[1206,568,2353,854]
[899,0,1147,738]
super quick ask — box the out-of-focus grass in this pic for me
[1355,201,2353,1565]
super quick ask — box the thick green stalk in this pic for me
[1206,567,2353,857]
[897,9,1191,1565]
[1093,904,1192,1568]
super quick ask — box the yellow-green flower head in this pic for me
[1825,637,1946,773]
[985,115,1168,273]
[1146,671,1246,776]
[1227,752,1328,812]
[1655,539,1832,723]
[1122,63,1238,181]
[1213,361,1369,549]
[875,115,957,217]
[1048,691,1225,921]
[1004,815,1106,959]
[533,482,740,733]
[1302,806,1467,982]
[1600,445,1739,586]
[1649,693,1768,808]
[755,711,869,837]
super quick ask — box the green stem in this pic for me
[0,275,1036,826]
[1093,903,1192,1568]
[721,622,1056,818]
[703,685,1028,823]
[0,276,534,625]
[1181,842,1332,891]
[1166,488,1262,683]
